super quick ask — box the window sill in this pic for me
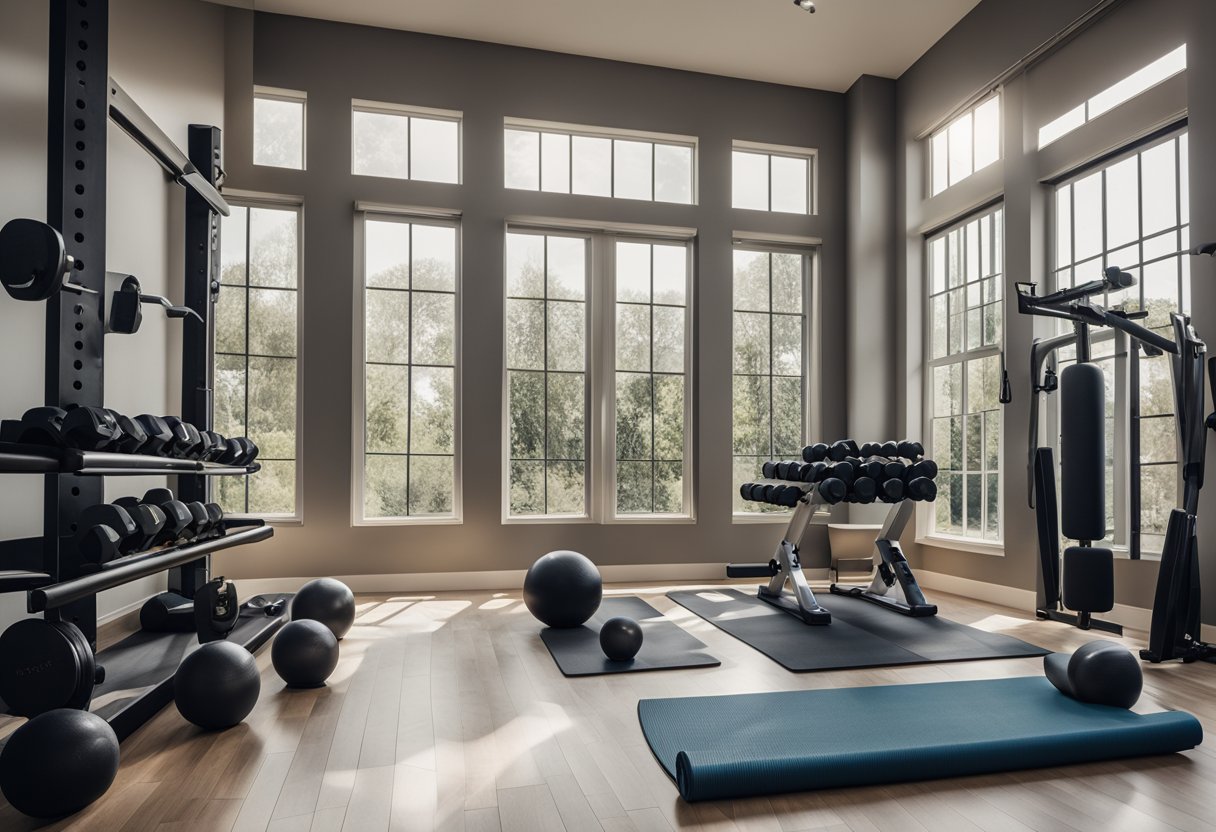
[501,514,595,525]
[606,514,697,525]
[354,515,463,527]
[227,513,302,527]
[915,533,1005,557]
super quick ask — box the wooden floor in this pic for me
[3,583,1216,832]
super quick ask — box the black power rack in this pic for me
[0,0,286,740]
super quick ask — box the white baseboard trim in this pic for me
[917,569,1216,641]
[97,593,153,627]
[232,561,729,598]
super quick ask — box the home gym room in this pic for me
[0,0,1214,828]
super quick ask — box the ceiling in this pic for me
[204,0,982,92]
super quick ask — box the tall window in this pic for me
[358,215,459,522]
[504,229,695,520]
[351,100,461,184]
[503,119,695,204]
[612,241,692,516]
[731,142,816,214]
[505,231,589,517]
[214,202,301,517]
[929,96,1000,196]
[926,207,1003,542]
[732,247,813,515]
[1051,131,1189,557]
[253,87,306,170]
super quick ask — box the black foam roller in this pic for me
[1062,546,1114,613]
[1060,363,1106,541]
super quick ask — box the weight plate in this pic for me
[0,619,84,717]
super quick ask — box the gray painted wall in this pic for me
[894,0,1216,622]
[0,0,226,630]
[217,11,847,581]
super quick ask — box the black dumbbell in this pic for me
[122,503,166,552]
[827,439,859,462]
[140,489,196,544]
[134,414,175,456]
[218,436,259,466]
[61,406,119,451]
[859,442,882,458]
[828,460,855,485]
[761,461,779,479]
[75,504,138,563]
[877,478,906,503]
[0,406,68,445]
[901,459,938,482]
[817,478,847,505]
[800,461,828,483]
[771,485,803,508]
[801,443,829,463]
[897,439,925,461]
[878,440,898,458]
[204,503,225,535]
[907,477,938,502]
[201,431,227,462]
[849,477,878,504]
[746,483,767,502]
[162,416,204,459]
[184,501,211,537]
[104,409,149,454]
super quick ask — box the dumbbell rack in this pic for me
[0,0,284,741]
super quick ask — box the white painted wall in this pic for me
[0,0,226,630]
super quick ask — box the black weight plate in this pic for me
[0,619,83,717]
[56,620,96,711]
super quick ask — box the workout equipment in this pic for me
[163,415,204,459]
[134,413,175,456]
[539,597,719,677]
[105,409,149,454]
[0,217,95,301]
[1015,261,1216,650]
[729,445,938,623]
[523,550,603,628]
[637,675,1201,803]
[0,618,102,716]
[599,616,644,661]
[1044,640,1143,709]
[0,708,120,818]
[173,641,261,730]
[272,619,339,688]
[291,577,357,639]
[75,503,139,563]
[106,273,201,334]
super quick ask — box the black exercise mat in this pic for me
[539,596,720,676]
[667,588,1048,672]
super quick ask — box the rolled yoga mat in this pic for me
[638,676,1202,802]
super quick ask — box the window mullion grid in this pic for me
[404,223,416,517]
[542,238,550,513]
[649,246,657,512]
[767,255,775,463]
[243,209,252,514]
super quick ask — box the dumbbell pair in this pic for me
[2,405,259,465]
[75,489,226,563]
[739,482,804,508]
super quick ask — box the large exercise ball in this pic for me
[0,708,119,818]
[292,578,356,639]
[272,619,339,688]
[523,550,602,628]
[174,641,260,730]
[599,617,643,661]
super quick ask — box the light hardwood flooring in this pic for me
[2,583,1216,832]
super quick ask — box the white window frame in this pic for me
[603,237,696,523]
[253,86,307,171]
[731,140,818,216]
[1046,128,1190,560]
[501,221,697,524]
[729,236,821,523]
[352,204,463,526]
[351,99,463,184]
[503,117,699,205]
[917,205,1005,553]
[214,190,305,524]
[928,94,1001,197]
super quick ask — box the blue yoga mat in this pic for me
[638,676,1202,802]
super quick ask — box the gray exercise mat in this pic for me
[539,596,720,676]
[667,587,1048,672]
